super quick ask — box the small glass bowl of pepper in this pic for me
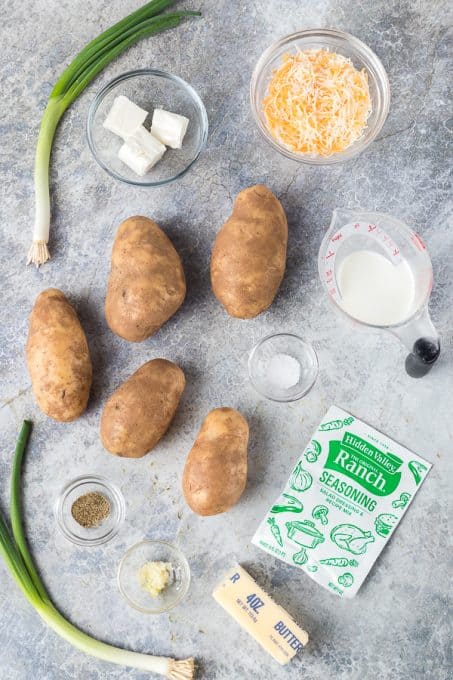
[55,475,125,546]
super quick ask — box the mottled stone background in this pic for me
[0,1,451,679]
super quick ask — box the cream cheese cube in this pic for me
[126,125,166,160]
[118,127,166,177]
[103,95,148,139]
[118,139,154,177]
[151,108,189,148]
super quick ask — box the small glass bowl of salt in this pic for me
[248,333,318,402]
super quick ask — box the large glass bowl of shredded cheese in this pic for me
[250,29,390,164]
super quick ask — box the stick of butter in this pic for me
[212,564,308,665]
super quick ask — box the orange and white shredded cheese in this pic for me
[262,49,372,156]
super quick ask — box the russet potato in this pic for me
[100,359,185,458]
[182,407,249,516]
[26,289,92,422]
[211,185,288,318]
[105,216,186,342]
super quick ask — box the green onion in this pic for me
[28,1,201,267]
[0,422,195,679]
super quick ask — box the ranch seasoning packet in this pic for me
[252,405,431,598]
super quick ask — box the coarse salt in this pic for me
[267,353,301,390]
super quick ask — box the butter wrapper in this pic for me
[213,564,308,664]
[252,405,431,598]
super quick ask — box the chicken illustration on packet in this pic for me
[252,406,431,598]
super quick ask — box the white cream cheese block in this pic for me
[103,95,148,139]
[118,126,166,176]
[151,108,189,148]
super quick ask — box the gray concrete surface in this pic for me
[0,1,452,678]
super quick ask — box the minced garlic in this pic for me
[138,561,171,598]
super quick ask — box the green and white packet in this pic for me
[252,405,431,598]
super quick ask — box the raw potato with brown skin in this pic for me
[105,216,186,342]
[26,289,92,422]
[182,408,249,516]
[211,185,288,318]
[100,359,185,458]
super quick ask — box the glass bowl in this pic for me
[87,69,208,185]
[55,475,125,546]
[117,540,190,614]
[248,333,319,402]
[250,28,390,164]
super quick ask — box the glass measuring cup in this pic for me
[318,209,440,377]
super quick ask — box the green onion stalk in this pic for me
[28,0,200,266]
[0,421,195,678]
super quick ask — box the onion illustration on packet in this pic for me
[289,462,313,492]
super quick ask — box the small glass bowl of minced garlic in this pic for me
[55,475,125,546]
[117,541,190,614]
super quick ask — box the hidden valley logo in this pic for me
[324,432,402,496]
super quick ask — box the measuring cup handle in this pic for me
[405,338,440,378]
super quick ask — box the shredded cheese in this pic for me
[262,49,372,156]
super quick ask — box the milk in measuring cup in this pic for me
[319,210,441,376]
[337,250,415,326]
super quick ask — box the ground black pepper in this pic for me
[71,491,110,528]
